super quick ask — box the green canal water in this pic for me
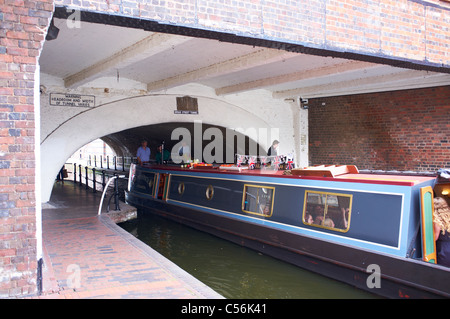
[119,210,378,299]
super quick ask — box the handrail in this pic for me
[98,174,125,215]
[84,155,137,172]
[65,162,122,192]
[61,161,129,215]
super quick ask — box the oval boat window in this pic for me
[178,182,185,195]
[206,185,214,200]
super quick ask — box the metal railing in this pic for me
[98,174,125,215]
[86,155,136,172]
[63,161,129,212]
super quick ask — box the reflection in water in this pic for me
[119,210,377,299]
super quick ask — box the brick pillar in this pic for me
[0,0,53,298]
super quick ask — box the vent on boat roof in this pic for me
[290,165,359,178]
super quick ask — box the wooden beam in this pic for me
[146,48,297,92]
[64,33,190,88]
[216,61,377,95]
[272,70,448,99]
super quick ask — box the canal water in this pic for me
[119,209,378,299]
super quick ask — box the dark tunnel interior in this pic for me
[99,122,265,164]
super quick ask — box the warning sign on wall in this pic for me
[50,93,95,107]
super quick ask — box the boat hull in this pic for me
[126,190,450,299]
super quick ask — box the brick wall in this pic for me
[54,0,450,69]
[309,86,450,172]
[0,0,52,298]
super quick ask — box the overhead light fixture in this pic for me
[300,97,308,109]
[46,19,59,41]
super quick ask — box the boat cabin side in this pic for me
[127,164,438,260]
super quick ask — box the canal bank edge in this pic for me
[99,214,225,299]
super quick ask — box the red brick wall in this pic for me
[0,0,52,298]
[54,0,450,69]
[309,86,450,172]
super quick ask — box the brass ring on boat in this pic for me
[206,185,214,200]
[178,182,185,195]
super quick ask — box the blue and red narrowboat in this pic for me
[125,163,450,298]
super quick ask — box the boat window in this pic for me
[303,191,352,232]
[242,185,275,217]
[132,171,155,196]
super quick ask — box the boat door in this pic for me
[420,186,437,263]
[157,173,171,201]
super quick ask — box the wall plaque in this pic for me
[174,96,198,114]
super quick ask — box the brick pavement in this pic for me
[34,182,223,299]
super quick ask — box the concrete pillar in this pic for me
[289,98,308,168]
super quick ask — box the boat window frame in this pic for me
[302,190,352,233]
[242,184,275,217]
[131,170,157,197]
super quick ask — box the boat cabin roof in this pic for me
[141,164,436,187]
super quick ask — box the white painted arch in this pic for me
[40,88,294,202]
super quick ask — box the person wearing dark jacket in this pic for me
[267,140,279,156]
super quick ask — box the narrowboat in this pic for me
[125,162,450,299]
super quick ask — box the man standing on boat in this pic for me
[267,140,279,156]
[156,144,171,164]
[137,140,151,166]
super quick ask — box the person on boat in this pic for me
[267,140,279,156]
[323,218,335,228]
[178,141,191,163]
[137,140,150,166]
[314,215,324,226]
[333,207,349,230]
[156,145,171,164]
[312,205,324,221]
[433,197,450,267]
[304,213,314,224]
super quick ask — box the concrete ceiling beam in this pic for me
[215,60,378,96]
[146,48,297,92]
[64,33,191,89]
[272,69,448,99]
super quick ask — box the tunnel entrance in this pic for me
[101,121,267,164]
[60,121,268,207]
